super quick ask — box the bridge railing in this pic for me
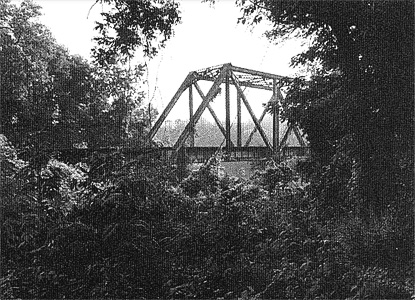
[281,146,310,158]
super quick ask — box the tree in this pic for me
[237,0,414,217]
[92,0,181,65]
[0,0,155,164]
[83,63,148,149]
[0,0,96,165]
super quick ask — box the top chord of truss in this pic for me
[193,63,291,91]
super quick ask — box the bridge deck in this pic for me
[172,146,309,163]
[57,146,309,163]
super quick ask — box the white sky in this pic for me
[28,0,308,124]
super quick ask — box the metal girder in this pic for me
[225,72,231,149]
[279,124,292,149]
[193,82,234,147]
[230,65,286,81]
[148,72,195,140]
[189,85,194,146]
[196,76,273,91]
[173,65,229,150]
[292,125,307,147]
[279,123,307,149]
[237,91,242,147]
[193,63,291,91]
[244,96,273,147]
[272,79,280,153]
[230,72,273,151]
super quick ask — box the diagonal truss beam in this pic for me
[174,66,229,150]
[193,82,234,147]
[230,72,273,151]
[148,72,195,141]
[292,125,306,147]
[279,124,292,149]
[244,96,273,147]
[245,87,284,148]
[279,123,306,149]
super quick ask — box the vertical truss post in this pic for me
[230,72,273,150]
[194,82,234,146]
[189,85,194,147]
[237,91,242,147]
[225,70,231,149]
[272,79,280,156]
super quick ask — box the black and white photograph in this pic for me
[1,0,413,299]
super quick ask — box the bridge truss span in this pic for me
[147,63,309,162]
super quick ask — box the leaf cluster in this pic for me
[92,0,181,65]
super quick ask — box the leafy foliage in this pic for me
[238,0,414,219]
[92,0,181,65]
[1,0,91,164]
[84,63,149,149]
[0,0,153,167]
[2,143,412,298]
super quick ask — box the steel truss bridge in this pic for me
[146,63,309,163]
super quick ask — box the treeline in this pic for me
[0,0,156,157]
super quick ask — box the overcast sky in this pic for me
[32,0,308,122]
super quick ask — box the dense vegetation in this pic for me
[239,0,414,220]
[1,0,413,299]
[3,136,412,299]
